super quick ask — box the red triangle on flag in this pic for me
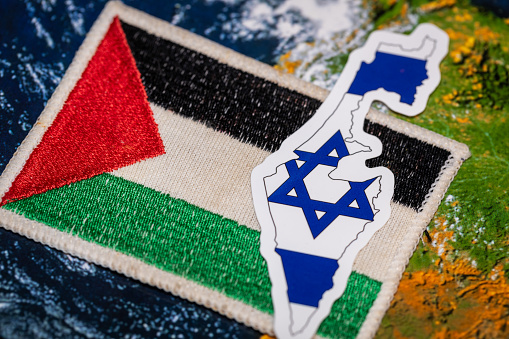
[1,17,165,206]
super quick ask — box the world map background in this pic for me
[1,1,508,338]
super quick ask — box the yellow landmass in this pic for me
[377,217,509,338]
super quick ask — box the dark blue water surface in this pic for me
[472,0,509,17]
[0,0,286,337]
[0,230,260,338]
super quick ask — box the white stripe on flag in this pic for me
[353,202,418,282]
[112,104,418,283]
[112,103,267,231]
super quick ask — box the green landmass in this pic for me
[397,2,509,274]
[320,0,509,274]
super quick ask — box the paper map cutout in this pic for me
[251,24,448,338]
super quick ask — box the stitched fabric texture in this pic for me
[120,21,451,211]
[4,173,381,338]
[1,18,164,206]
[364,122,451,210]
[0,4,469,338]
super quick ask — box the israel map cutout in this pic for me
[251,24,449,339]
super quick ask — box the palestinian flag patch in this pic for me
[0,2,470,338]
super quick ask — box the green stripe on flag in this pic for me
[3,173,381,338]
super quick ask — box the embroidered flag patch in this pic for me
[0,2,470,338]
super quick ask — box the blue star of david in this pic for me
[268,129,377,238]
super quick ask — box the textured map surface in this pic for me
[0,1,508,338]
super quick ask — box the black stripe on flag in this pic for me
[364,122,450,209]
[120,21,451,211]
[120,21,320,153]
